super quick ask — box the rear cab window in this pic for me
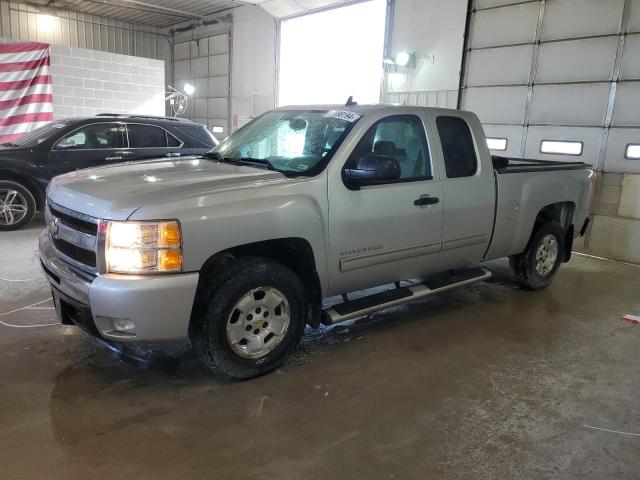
[436,116,478,178]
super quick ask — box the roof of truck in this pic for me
[274,104,460,115]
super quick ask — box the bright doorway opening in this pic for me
[278,0,387,106]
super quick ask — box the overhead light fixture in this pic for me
[183,83,195,96]
[36,14,57,32]
[395,51,414,67]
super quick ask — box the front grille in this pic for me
[52,236,97,268]
[49,204,98,235]
[46,201,100,273]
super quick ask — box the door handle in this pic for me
[414,195,439,206]
[165,152,181,157]
[105,155,123,161]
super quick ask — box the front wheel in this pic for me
[510,221,565,290]
[190,257,306,380]
[0,180,36,231]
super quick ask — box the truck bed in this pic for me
[492,156,590,174]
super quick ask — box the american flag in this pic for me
[0,41,53,144]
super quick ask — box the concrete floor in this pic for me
[1,218,639,480]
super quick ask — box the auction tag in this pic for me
[324,110,362,123]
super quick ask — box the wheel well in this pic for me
[0,170,45,210]
[534,202,575,231]
[533,202,575,262]
[195,238,323,328]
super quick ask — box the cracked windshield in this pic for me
[212,110,360,175]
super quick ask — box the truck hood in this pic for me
[47,157,288,220]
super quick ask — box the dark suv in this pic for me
[0,114,218,230]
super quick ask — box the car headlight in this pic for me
[105,220,182,274]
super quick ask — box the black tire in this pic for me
[189,257,306,380]
[510,221,565,290]
[0,180,36,231]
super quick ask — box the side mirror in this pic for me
[343,154,401,189]
[55,140,75,150]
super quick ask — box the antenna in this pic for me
[345,96,358,107]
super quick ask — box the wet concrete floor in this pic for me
[1,218,639,479]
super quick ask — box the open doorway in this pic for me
[277,0,388,106]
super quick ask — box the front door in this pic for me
[327,113,444,295]
[47,122,129,178]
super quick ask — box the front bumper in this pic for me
[39,231,199,342]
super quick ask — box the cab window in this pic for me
[436,116,478,178]
[347,115,432,181]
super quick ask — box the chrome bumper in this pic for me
[39,231,200,342]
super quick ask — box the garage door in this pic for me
[173,33,230,136]
[460,0,639,172]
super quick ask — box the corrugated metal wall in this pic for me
[0,1,171,72]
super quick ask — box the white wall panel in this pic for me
[173,33,231,134]
[524,126,602,166]
[536,37,618,83]
[466,45,533,86]
[620,34,640,80]
[529,83,610,126]
[464,86,528,124]
[481,124,524,157]
[541,0,625,41]
[0,1,166,60]
[612,82,640,126]
[604,128,640,173]
[628,0,640,32]
[470,2,539,48]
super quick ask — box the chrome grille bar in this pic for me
[45,200,100,275]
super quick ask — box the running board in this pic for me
[322,267,492,326]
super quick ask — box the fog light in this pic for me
[112,318,135,333]
[94,316,137,339]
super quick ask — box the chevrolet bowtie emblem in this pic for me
[49,217,60,238]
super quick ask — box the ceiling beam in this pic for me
[60,0,202,21]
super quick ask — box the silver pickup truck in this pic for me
[39,105,594,379]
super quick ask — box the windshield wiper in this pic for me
[214,156,276,171]
[206,151,287,173]
[234,157,276,171]
[1,142,19,147]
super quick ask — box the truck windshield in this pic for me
[210,110,361,176]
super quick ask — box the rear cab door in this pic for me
[124,123,184,161]
[425,110,495,264]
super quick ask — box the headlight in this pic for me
[105,220,182,274]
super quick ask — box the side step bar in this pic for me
[322,267,492,326]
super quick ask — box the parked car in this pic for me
[0,114,218,230]
[40,105,594,379]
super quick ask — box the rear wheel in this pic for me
[190,257,306,380]
[510,221,565,290]
[0,180,36,231]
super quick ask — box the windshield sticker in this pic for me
[324,110,362,123]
